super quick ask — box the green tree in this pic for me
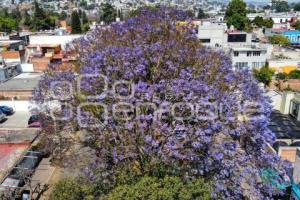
[275,72,288,91]
[23,14,31,27]
[100,3,117,24]
[288,70,300,79]
[253,66,275,87]
[294,21,300,30]
[294,3,300,11]
[197,8,208,19]
[71,11,82,34]
[252,16,264,27]
[272,0,290,12]
[59,11,68,20]
[79,0,88,9]
[49,178,93,200]
[81,11,88,25]
[264,18,274,28]
[0,16,18,32]
[33,0,45,20]
[225,0,249,31]
[11,8,21,21]
[227,13,249,31]
[106,176,212,200]
[32,1,57,31]
[269,35,291,46]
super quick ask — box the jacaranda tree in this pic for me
[32,7,291,199]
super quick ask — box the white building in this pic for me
[269,13,295,24]
[29,34,83,51]
[197,23,227,48]
[230,45,268,70]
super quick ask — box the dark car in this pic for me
[0,106,14,115]
[28,115,40,125]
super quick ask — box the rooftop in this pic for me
[0,40,22,47]
[269,110,300,139]
[0,73,41,91]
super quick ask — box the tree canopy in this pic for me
[225,0,249,31]
[33,7,291,199]
[253,66,275,86]
[294,21,300,30]
[294,3,300,11]
[197,8,208,19]
[71,11,82,34]
[272,0,290,12]
[269,35,291,46]
[252,16,274,28]
[100,3,117,24]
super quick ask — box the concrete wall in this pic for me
[266,90,282,111]
[21,63,34,72]
[198,24,227,48]
[280,92,294,115]
[0,91,33,100]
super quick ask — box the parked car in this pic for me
[28,115,39,125]
[28,115,41,128]
[0,110,6,122]
[28,121,41,128]
[0,106,14,115]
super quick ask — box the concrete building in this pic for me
[283,30,300,45]
[268,47,300,73]
[230,45,268,70]
[197,23,227,48]
[29,34,82,51]
[197,22,252,48]
[0,73,41,100]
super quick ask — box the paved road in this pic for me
[0,111,31,128]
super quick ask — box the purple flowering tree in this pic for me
[32,7,291,199]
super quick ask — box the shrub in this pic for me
[253,66,275,86]
[288,70,300,79]
[49,178,93,200]
[105,176,211,200]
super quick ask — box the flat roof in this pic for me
[0,73,41,91]
[269,110,300,139]
[231,46,267,51]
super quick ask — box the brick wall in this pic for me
[0,90,33,100]
[271,79,300,91]
[32,57,50,72]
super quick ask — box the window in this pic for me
[252,62,260,68]
[235,62,248,69]
[200,39,211,43]
[228,34,247,42]
[247,51,252,57]
[234,51,239,57]
[253,51,261,56]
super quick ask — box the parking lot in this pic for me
[0,111,31,128]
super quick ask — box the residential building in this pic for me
[197,23,227,48]
[0,73,41,100]
[283,30,300,45]
[268,47,300,73]
[197,22,252,48]
[0,40,24,52]
[231,45,268,70]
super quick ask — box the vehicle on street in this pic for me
[0,106,14,115]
